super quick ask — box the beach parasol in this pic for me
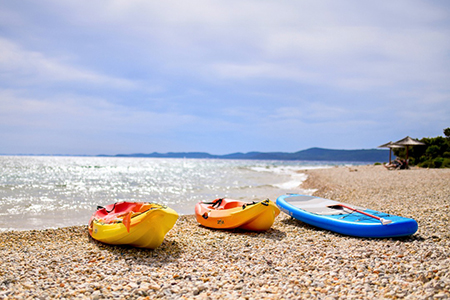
[393,136,426,161]
[378,141,404,163]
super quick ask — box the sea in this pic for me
[0,156,365,231]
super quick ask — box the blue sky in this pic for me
[1,1,449,155]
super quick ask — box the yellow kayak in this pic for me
[195,198,280,231]
[88,202,178,249]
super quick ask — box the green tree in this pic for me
[444,127,450,139]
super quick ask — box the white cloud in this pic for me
[0,0,449,154]
[0,37,136,89]
[0,90,196,134]
[3,1,448,92]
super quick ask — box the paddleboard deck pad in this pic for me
[276,194,418,238]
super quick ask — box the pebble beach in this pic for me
[1,165,449,299]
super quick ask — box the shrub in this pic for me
[433,157,444,168]
[418,160,433,168]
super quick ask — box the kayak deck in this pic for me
[195,198,280,231]
[89,202,178,249]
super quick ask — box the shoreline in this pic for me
[1,165,449,299]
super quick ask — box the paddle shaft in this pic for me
[336,204,392,225]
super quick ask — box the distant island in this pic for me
[101,147,389,162]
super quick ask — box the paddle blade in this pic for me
[380,218,393,225]
[123,212,132,232]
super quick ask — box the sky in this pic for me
[0,1,449,155]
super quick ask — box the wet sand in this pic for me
[1,165,449,299]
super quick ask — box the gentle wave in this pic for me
[0,156,363,231]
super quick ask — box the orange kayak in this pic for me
[195,198,280,231]
[88,202,178,249]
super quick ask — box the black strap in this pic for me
[97,203,116,213]
[212,198,223,208]
[242,199,270,209]
[203,198,224,208]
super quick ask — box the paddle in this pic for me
[331,204,392,225]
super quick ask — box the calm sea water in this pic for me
[0,156,361,231]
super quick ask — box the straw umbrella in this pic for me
[393,136,426,161]
[378,141,404,163]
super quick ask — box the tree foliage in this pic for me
[393,128,450,168]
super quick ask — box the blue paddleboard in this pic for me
[276,194,418,238]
